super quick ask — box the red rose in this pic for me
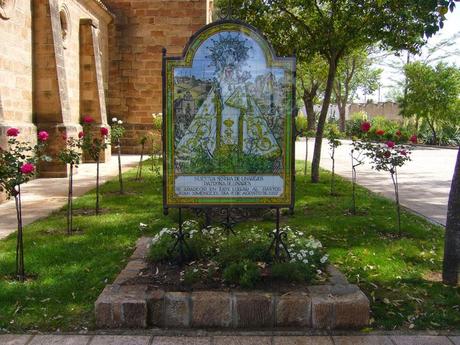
[82,116,94,124]
[376,129,385,136]
[384,151,391,158]
[396,130,402,137]
[409,134,417,144]
[100,127,109,137]
[6,128,20,137]
[360,121,371,133]
[20,163,35,174]
[78,131,85,139]
[400,150,407,156]
[38,130,49,142]
[386,141,395,148]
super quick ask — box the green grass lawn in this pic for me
[0,161,458,332]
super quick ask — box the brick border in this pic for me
[95,237,370,329]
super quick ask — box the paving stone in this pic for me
[164,291,191,327]
[152,337,211,345]
[449,336,460,345]
[90,335,151,345]
[191,291,232,327]
[390,336,453,345]
[273,336,334,345]
[333,336,393,345]
[214,336,271,345]
[276,292,312,327]
[234,292,274,328]
[0,335,33,345]
[334,291,370,328]
[29,335,91,345]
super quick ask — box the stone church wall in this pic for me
[104,0,208,153]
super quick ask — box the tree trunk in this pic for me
[96,156,100,215]
[338,104,346,132]
[442,147,460,285]
[311,57,338,183]
[67,163,74,235]
[15,184,25,281]
[117,142,124,194]
[303,94,316,131]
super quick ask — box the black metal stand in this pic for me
[267,208,291,261]
[221,208,236,235]
[168,208,189,264]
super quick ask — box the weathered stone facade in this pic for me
[104,0,207,153]
[0,0,210,184]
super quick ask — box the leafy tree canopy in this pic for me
[399,61,460,144]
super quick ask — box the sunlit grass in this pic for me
[0,160,457,331]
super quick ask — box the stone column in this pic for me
[33,0,76,177]
[80,19,111,163]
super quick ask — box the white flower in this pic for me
[309,250,314,256]
[118,120,123,124]
[193,268,199,273]
[112,117,118,123]
[320,255,329,264]
[302,259,308,264]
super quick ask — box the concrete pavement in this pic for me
[0,155,141,240]
[296,139,457,226]
[1,333,459,345]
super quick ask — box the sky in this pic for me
[357,8,460,103]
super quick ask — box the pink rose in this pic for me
[409,135,417,144]
[62,134,68,141]
[400,150,407,156]
[360,121,371,133]
[100,127,109,136]
[376,129,385,136]
[78,131,85,139]
[6,128,20,137]
[20,163,35,174]
[386,141,395,148]
[38,130,49,142]
[82,116,94,124]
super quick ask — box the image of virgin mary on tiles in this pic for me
[173,31,289,175]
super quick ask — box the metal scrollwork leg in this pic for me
[168,208,189,264]
[221,207,236,236]
[267,208,291,261]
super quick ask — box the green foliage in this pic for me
[58,137,82,166]
[222,260,261,288]
[183,267,201,286]
[0,132,49,198]
[399,61,460,145]
[271,262,314,283]
[326,124,342,149]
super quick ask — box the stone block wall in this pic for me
[104,0,208,154]
[349,102,402,121]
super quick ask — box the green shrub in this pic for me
[183,267,201,286]
[271,262,315,283]
[223,260,261,288]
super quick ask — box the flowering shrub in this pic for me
[110,117,126,193]
[148,221,329,288]
[0,128,50,281]
[79,116,109,214]
[58,135,83,234]
[356,120,415,236]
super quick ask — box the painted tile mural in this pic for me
[164,22,295,207]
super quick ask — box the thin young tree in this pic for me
[58,135,82,235]
[110,117,126,194]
